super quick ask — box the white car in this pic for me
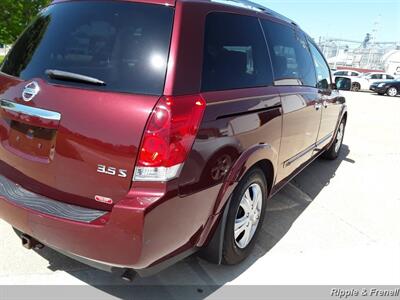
[351,72,396,91]
[332,69,362,80]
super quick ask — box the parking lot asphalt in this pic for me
[0,91,399,298]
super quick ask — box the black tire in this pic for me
[351,82,361,92]
[387,87,398,97]
[322,118,346,160]
[222,168,267,265]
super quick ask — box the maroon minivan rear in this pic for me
[0,0,213,272]
[0,0,175,209]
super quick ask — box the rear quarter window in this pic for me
[261,20,316,87]
[1,1,173,95]
[201,12,273,92]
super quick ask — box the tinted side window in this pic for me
[261,20,316,86]
[371,74,383,79]
[308,42,331,89]
[387,75,395,80]
[202,13,273,92]
[351,72,359,76]
[335,71,346,76]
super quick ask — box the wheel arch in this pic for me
[197,144,277,263]
[325,105,347,152]
[251,159,274,198]
[216,143,277,213]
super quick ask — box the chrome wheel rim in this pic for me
[335,123,344,153]
[388,87,397,97]
[234,183,263,249]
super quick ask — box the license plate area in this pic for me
[6,120,57,161]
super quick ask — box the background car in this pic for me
[332,69,362,81]
[351,72,396,91]
[370,80,400,97]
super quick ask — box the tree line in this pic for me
[0,0,51,45]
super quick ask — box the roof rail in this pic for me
[210,0,296,25]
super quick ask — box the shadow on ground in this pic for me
[33,145,352,299]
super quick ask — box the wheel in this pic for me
[387,87,398,97]
[351,82,361,92]
[322,118,346,160]
[222,168,267,265]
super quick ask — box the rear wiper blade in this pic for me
[45,69,106,86]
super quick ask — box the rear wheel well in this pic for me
[199,158,274,264]
[251,160,274,197]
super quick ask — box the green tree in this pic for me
[0,0,51,44]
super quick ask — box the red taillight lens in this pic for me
[134,95,206,181]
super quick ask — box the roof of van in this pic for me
[51,0,296,25]
[202,0,296,24]
[51,0,176,7]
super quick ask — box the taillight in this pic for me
[133,94,206,182]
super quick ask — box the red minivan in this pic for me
[0,0,348,278]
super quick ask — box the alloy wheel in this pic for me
[352,83,360,92]
[234,183,263,249]
[387,87,398,97]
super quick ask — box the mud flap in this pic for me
[198,197,232,264]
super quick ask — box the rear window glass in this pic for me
[1,1,173,95]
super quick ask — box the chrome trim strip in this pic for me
[216,104,282,120]
[0,100,61,121]
[284,143,315,168]
[284,132,335,168]
[316,132,334,147]
[206,94,281,106]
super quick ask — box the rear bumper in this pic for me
[0,176,219,271]
[0,193,145,268]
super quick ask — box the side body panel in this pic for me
[275,86,321,183]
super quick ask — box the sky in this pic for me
[257,0,400,43]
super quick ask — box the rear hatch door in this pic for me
[0,1,174,210]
